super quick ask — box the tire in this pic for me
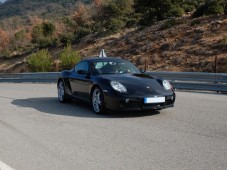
[57,80,71,103]
[91,87,106,114]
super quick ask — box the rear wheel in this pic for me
[58,80,71,103]
[91,87,106,114]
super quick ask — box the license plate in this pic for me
[144,97,165,104]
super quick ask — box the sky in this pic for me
[0,0,6,3]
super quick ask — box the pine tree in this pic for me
[134,0,174,26]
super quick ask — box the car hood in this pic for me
[99,73,166,94]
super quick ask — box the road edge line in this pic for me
[0,161,15,170]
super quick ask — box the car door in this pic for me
[70,61,92,101]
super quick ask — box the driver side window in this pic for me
[74,61,89,73]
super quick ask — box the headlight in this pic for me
[110,81,127,93]
[163,80,171,90]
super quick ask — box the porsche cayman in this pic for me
[57,57,175,114]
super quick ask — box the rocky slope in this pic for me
[1,15,227,73]
[78,15,227,73]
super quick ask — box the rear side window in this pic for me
[75,61,89,72]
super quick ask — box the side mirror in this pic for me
[139,69,146,73]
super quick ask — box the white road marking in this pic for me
[0,161,15,170]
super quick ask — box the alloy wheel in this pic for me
[92,88,104,113]
[58,81,64,102]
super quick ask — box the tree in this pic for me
[90,0,109,32]
[31,22,56,47]
[92,0,135,33]
[193,0,225,17]
[32,24,44,43]
[0,28,10,52]
[225,1,227,14]
[12,29,27,49]
[42,22,55,37]
[134,0,175,26]
[73,3,93,31]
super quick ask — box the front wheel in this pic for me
[91,87,106,114]
[57,80,71,103]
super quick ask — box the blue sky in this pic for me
[0,0,6,3]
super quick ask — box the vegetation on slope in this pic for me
[0,0,227,73]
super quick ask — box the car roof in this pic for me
[83,57,125,62]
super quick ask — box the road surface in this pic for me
[0,83,226,170]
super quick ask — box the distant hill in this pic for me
[0,0,90,20]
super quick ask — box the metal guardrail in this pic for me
[148,72,227,92]
[0,72,60,83]
[0,72,226,92]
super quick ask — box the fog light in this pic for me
[125,98,130,103]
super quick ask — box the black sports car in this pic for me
[57,57,175,114]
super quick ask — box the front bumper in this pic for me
[104,92,175,111]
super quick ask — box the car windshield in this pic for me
[91,60,140,75]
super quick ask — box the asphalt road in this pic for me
[0,83,226,170]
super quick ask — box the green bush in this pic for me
[107,18,125,33]
[31,22,56,47]
[159,18,183,30]
[74,27,91,41]
[59,44,81,70]
[182,4,195,13]
[193,0,225,18]
[60,32,74,44]
[27,49,52,72]
[42,22,55,37]
[170,6,185,17]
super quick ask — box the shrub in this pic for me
[42,22,55,37]
[182,4,195,13]
[134,0,174,26]
[60,32,74,44]
[74,27,91,41]
[31,22,56,47]
[193,0,225,18]
[59,44,81,70]
[159,18,183,30]
[106,18,125,33]
[170,6,185,17]
[27,49,52,72]
[192,3,206,18]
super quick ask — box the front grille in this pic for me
[120,95,175,110]
[120,98,142,108]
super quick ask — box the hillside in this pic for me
[1,15,227,73]
[0,0,83,20]
[73,15,227,73]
